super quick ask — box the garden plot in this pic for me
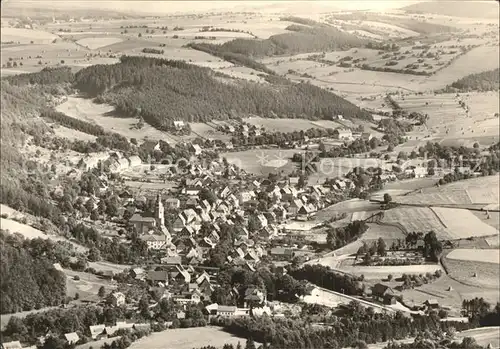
[383,207,451,238]
[129,326,252,349]
[431,207,499,239]
[447,249,500,264]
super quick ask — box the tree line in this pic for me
[215,301,471,349]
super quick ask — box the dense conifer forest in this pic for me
[444,68,500,92]
[0,231,67,314]
[74,56,371,130]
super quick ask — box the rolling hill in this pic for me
[402,1,499,19]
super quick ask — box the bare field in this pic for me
[383,207,451,238]
[128,326,251,349]
[431,207,499,239]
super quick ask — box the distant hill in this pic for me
[403,1,499,19]
[189,17,370,58]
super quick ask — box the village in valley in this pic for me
[0,1,499,349]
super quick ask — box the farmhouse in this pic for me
[333,128,352,140]
[371,283,396,305]
[174,120,185,130]
[64,332,79,345]
[110,292,126,306]
[189,144,202,155]
[2,341,23,349]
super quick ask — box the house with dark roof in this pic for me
[129,214,156,234]
[371,283,396,304]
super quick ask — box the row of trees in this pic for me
[326,220,369,250]
[216,301,470,349]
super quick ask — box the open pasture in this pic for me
[455,327,500,349]
[400,273,498,312]
[220,148,297,176]
[50,124,98,142]
[0,217,87,252]
[76,37,124,50]
[444,252,500,289]
[217,65,268,83]
[447,249,500,264]
[394,91,499,145]
[129,326,252,349]
[243,117,319,132]
[315,199,379,221]
[431,207,499,239]
[64,269,117,301]
[1,27,59,44]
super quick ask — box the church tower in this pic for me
[155,192,165,227]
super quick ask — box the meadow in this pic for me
[56,96,179,143]
[64,269,118,302]
[446,249,500,264]
[220,148,298,176]
[128,326,252,349]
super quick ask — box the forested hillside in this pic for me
[74,56,371,130]
[188,21,369,58]
[328,13,458,35]
[0,231,67,314]
[442,69,500,92]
